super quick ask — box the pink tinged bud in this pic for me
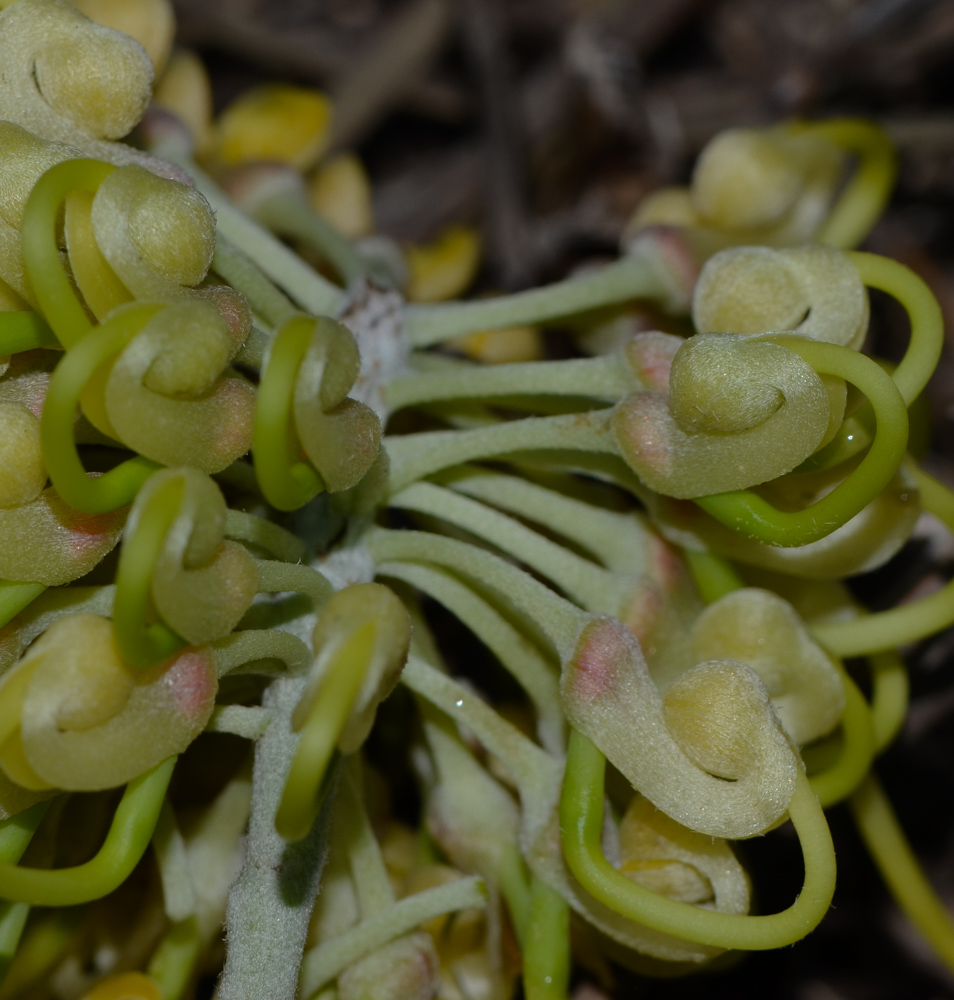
[565,617,632,705]
[16,615,217,790]
[337,933,440,1000]
[0,487,126,586]
[623,331,680,393]
[162,648,218,722]
[612,393,674,479]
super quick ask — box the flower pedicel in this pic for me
[0,0,952,997]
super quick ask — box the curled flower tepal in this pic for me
[0,0,152,154]
[612,332,832,498]
[254,314,381,511]
[0,613,216,791]
[0,486,125,585]
[618,794,749,913]
[690,588,844,746]
[276,583,411,841]
[563,616,797,839]
[89,163,215,300]
[112,467,258,667]
[692,245,869,350]
[69,0,175,75]
[101,300,255,472]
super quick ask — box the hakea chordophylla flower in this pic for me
[0,0,187,180]
[93,300,255,473]
[0,613,216,791]
[690,588,844,746]
[294,582,411,755]
[288,317,382,494]
[86,162,215,300]
[692,244,869,348]
[0,484,126,587]
[0,397,44,508]
[563,616,797,839]
[612,330,834,498]
[0,120,82,303]
[127,467,259,646]
[626,125,844,248]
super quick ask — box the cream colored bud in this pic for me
[153,48,214,155]
[406,227,481,303]
[70,0,175,75]
[209,84,333,172]
[308,153,374,240]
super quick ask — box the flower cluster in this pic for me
[0,2,951,999]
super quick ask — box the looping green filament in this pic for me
[0,757,174,906]
[803,253,943,473]
[252,314,325,511]
[0,582,47,632]
[851,774,954,974]
[40,302,164,513]
[21,158,117,348]
[560,729,836,950]
[810,464,954,655]
[695,337,908,547]
[112,473,186,669]
[274,621,378,842]
[0,311,58,357]
[805,667,875,808]
[522,876,570,1000]
[792,118,897,251]
[848,253,943,406]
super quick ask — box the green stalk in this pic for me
[389,481,624,613]
[522,877,570,1000]
[211,236,297,328]
[385,353,635,412]
[405,251,677,348]
[366,528,586,657]
[851,773,954,975]
[376,560,564,754]
[385,410,614,496]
